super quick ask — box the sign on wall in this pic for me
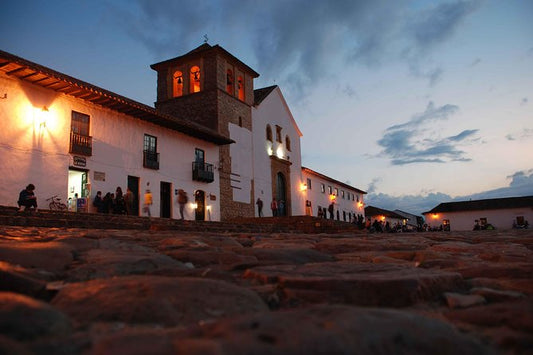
[94,171,106,181]
[73,156,86,167]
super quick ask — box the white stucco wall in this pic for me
[301,170,365,221]
[424,208,533,231]
[252,87,304,216]
[0,73,221,220]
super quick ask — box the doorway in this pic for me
[194,190,205,221]
[127,175,140,216]
[160,181,171,218]
[275,172,286,216]
[68,168,89,212]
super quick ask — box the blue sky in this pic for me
[1,0,532,215]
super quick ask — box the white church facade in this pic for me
[0,44,365,221]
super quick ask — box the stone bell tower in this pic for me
[150,43,259,220]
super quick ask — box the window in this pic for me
[193,148,214,183]
[266,125,273,142]
[341,190,345,199]
[71,111,90,136]
[285,135,291,151]
[173,70,183,97]
[321,183,325,193]
[190,65,201,93]
[328,186,332,195]
[143,134,159,169]
[70,111,92,156]
[306,178,312,190]
[347,192,350,200]
[195,148,205,163]
[226,69,234,95]
[238,75,244,100]
[276,125,282,143]
[238,116,243,127]
[335,188,338,196]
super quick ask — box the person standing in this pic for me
[270,198,278,217]
[113,187,125,214]
[124,187,134,215]
[93,191,104,213]
[177,189,188,220]
[256,198,263,217]
[278,200,285,217]
[18,184,37,212]
[143,189,152,217]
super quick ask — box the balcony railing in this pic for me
[192,161,214,183]
[143,151,160,170]
[69,132,92,156]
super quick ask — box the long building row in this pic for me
[0,44,366,221]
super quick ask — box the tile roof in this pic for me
[423,196,533,214]
[365,206,406,220]
[254,85,278,105]
[0,49,233,145]
[151,43,259,77]
[302,166,367,194]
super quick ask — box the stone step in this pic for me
[0,205,364,234]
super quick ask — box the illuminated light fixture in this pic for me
[300,183,307,191]
[357,202,364,208]
[432,213,438,219]
[38,106,49,128]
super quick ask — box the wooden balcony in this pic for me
[192,161,214,183]
[143,151,160,170]
[69,132,92,156]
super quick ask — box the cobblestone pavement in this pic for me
[1,226,532,354]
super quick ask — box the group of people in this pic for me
[255,197,286,217]
[93,187,135,215]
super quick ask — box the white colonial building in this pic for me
[423,196,533,231]
[0,49,229,220]
[0,44,366,221]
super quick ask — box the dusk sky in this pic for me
[1,0,532,215]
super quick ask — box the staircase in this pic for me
[0,205,365,234]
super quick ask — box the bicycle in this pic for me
[47,195,67,211]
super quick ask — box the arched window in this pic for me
[237,75,245,101]
[190,66,201,93]
[285,135,291,151]
[173,70,183,97]
[266,125,273,142]
[226,69,234,95]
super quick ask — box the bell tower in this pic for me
[151,44,259,220]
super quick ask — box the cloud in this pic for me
[377,102,478,165]
[114,0,481,98]
[366,169,533,216]
[406,0,480,50]
[505,128,533,141]
[469,58,482,67]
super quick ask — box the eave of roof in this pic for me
[0,49,233,145]
[365,205,406,220]
[422,196,533,214]
[301,166,367,194]
[150,43,260,78]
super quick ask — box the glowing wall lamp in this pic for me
[36,106,49,128]
[432,213,439,219]
[300,183,307,191]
